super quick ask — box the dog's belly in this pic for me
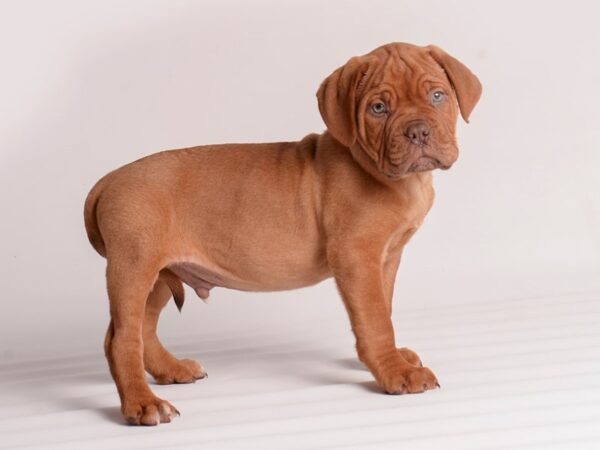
[167,262,223,299]
[167,256,331,299]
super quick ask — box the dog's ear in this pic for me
[428,45,482,123]
[317,56,374,147]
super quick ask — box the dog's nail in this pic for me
[436,382,441,388]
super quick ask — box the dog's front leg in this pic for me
[331,246,438,394]
[382,252,424,368]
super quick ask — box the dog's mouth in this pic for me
[382,134,456,179]
[408,155,444,173]
[390,145,452,174]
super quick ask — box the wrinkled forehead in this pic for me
[361,44,449,97]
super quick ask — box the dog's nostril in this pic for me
[404,120,431,145]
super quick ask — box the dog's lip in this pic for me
[386,144,452,175]
[408,155,442,172]
[418,148,452,170]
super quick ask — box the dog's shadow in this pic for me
[86,404,124,425]
[0,352,125,425]
[1,339,378,426]
[335,357,367,371]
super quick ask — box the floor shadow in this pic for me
[334,357,367,371]
[354,380,384,394]
[93,406,126,425]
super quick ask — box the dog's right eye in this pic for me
[370,102,388,115]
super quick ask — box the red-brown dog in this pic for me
[84,42,481,425]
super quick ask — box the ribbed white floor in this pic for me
[1,292,599,449]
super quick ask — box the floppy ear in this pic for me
[428,45,482,123]
[316,56,373,147]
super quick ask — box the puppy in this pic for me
[84,42,481,425]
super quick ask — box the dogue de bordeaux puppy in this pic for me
[84,42,481,425]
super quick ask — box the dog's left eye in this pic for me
[370,102,388,115]
[431,90,446,104]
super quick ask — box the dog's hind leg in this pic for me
[142,279,207,384]
[104,254,179,426]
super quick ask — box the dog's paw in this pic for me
[378,363,439,395]
[153,358,207,385]
[397,347,423,367]
[122,396,180,426]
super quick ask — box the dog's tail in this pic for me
[83,174,110,258]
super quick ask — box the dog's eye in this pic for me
[370,102,388,115]
[431,90,446,104]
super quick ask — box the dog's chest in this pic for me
[384,225,420,259]
[385,176,435,257]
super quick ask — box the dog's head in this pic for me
[317,43,482,179]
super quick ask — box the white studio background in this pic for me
[0,0,599,361]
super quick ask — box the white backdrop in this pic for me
[1,0,599,360]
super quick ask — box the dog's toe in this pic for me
[154,358,207,384]
[397,347,423,367]
[123,397,179,426]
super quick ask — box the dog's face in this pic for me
[317,43,482,180]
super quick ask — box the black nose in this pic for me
[404,120,431,145]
